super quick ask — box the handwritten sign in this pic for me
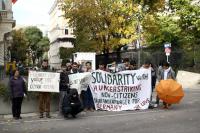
[68,72,91,94]
[28,71,60,93]
[90,69,151,111]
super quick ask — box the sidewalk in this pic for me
[0,77,9,87]
[0,112,39,119]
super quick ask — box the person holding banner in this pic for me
[98,61,106,71]
[128,60,138,70]
[9,69,27,120]
[107,61,118,73]
[70,62,82,74]
[141,61,157,108]
[123,58,130,70]
[66,62,72,72]
[38,60,51,118]
[59,62,70,116]
[82,62,94,112]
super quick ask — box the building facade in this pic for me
[48,0,75,69]
[0,0,15,80]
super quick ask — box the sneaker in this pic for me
[13,117,19,120]
[148,105,154,109]
[163,105,169,109]
[154,104,158,108]
[46,113,51,118]
[89,108,94,112]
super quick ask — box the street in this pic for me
[0,88,199,133]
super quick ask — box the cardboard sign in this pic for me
[28,71,60,93]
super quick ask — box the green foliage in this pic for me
[0,83,10,101]
[24,26,43,50]
[74,29,97,52]
[36,36,50,60]
[169,0,200,45]
[10,27,50,66]
[62,1,138,53]
[11,29,28,62]
[142,0,200,67]
[61,0,199,68]
[59,47,75,59]
[62,0,166,53]
[0,83,7,97]
[143,15,181,47]
[24,26,50,65]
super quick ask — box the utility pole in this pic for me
[137,19,141,68]
[137,5,142,68]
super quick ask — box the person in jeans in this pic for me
[155,61,176,109]
[59,62,70,116]
[9,69,27,120]
[38,59,51,118]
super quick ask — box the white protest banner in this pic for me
[28,71,60,93]
[68,72,91,94]
[90,69,151,111]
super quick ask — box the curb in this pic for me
[0,112,59,120]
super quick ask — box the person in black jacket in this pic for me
[59,62,70,116]
[62,89,83,118]
[9,69,27,120]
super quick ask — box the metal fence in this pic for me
[96,47,200,73]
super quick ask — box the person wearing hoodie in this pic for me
[155,61,176,109]
[9,69,27,120]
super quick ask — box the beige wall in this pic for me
[49,0,74,42]
[0,0,15,66]
[48,0,74,69]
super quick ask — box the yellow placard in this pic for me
[6,62,16,73]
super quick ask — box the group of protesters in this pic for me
[8,58,176,120]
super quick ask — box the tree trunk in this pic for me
[116,47,122,63]
[102,36,110,65]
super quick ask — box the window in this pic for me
[2,0,6,10]
[64,29,68,35]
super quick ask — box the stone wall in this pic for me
[0,98,59,115]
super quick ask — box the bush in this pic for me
[0,83,10,101]
[0,83,6,96]
[0,82,59,102]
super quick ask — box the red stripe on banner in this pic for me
[12,0,17,4]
